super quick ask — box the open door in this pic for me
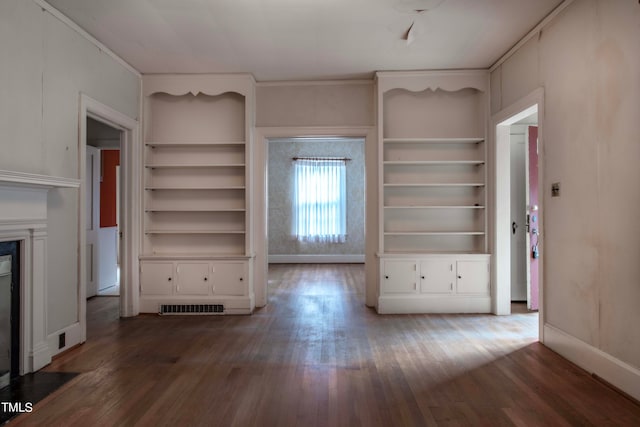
[85,145,100,298]
[526,126,539,311]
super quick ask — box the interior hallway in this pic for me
[13,264,640,426]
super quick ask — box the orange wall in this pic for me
[100,150,120,228]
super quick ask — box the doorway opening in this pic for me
[492,88,544,340]
[78,94,140,349]
[266,137,366,265]
[509,113,539,312]
[86,117,122,300]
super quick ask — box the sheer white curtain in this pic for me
[293,159,346,243]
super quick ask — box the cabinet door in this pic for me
[420,259,455,294]
[140,262,174,295]
[381,260,418,294]
[212,262,246,296]
[176,262,211,295]
[456,260,490,294]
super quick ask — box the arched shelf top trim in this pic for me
[376,70,489,94]
[147,89,246,99]
[142,74,255,98]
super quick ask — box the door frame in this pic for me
[491,88,544,339]
[253,126,377,308]
[79,94,141,343]
[85,144,101,298]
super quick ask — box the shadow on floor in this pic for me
[0,371,78,424]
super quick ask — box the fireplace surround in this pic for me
[0,170,79,375]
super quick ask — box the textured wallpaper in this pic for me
[268,138,365,255]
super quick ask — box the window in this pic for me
[293,158,346,243]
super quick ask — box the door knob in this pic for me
[512,221,518,234]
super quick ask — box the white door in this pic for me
[86,145,100,298]
[140,262,174,296]
[510,133,527,301]
[381,260,418,294]
[177,263,210,295]
[213,262,246,296]
[420,259,455,294]
[456,260,490,295]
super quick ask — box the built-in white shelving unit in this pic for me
[376,71,491,314]
[140,74,255,314]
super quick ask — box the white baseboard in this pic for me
[29,342,52,373]
[544,323,640,402]
[378,295,492,314]
[47,322,82,358]
[268,254,365,264]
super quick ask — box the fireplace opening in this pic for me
[0,241,20,389]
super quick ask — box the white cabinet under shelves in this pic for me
[379,254,491,314]
[176,262,210,296]
[140,259,252,314]
[140,74,255,314]
[376,71,490,313]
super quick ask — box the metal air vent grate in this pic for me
[159,304,224,315]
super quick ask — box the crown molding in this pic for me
[33,0,141,77]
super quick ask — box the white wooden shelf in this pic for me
[384,231,486,236]
[378,251,490,257]
[140,254,254,261]
[384,160,484,165]
[145,186,246,190]
[145,208,246,212]
[145,141,245,147]
[383,138,484,144]
[378,69,491,316]
[383,183,485,187]
[145,164,245,169]
[145,229,246,235]
[384,205,485,209]
[140,74,256,314]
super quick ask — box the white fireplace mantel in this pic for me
[0,169,80,374]
[0,169,80,189]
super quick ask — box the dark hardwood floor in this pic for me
[13,264,640,426]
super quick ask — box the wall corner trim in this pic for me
[33,0,141,78]
[489,0,575,72]
[544,323,640,402]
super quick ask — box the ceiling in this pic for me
[46,0,564,82]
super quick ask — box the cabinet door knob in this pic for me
[239,277,243,281]
[421,275,425,279]
[204,277,208,281]
[458,275,462,279]
[385,275,389,279]
[168,277,172,281]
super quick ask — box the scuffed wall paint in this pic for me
[492,0,640,368]
[0,0,140,334]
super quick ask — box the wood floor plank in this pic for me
[10,264,640,426]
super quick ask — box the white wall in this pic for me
[492,0,640,374]
[256,82,374,127]
[0,1,139,335]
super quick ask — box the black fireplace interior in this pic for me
[0,241,20,386]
